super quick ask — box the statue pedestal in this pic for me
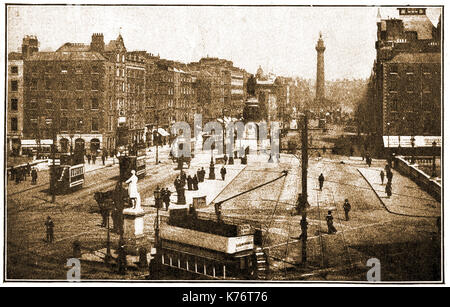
[123,208,146,247]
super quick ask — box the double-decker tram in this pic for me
[51,153,85,194]
[156,208,268,280]
[118,146,147,181]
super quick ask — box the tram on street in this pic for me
[51,153,85,193]
[118,147,147,181]
[156,208,268,280]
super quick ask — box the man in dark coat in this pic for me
[187,175,193,190]
[102,154,106,165]
[386,169,393,184]
[163,188,171,210]
[92,154,97,165]
[220,166,227,181]
[326,211,337,234]
[380,170,385,185]
[197,168,202,183]
[200,167,206,182]
[385,182,392,198]
[318,173,325,191]
[87,154,91,164]
[193,175,199,190]
[26,163,31,176]
[45,216,55,243]
[31,167,38,185]
[343,199,351,221]
[224,154,228,165]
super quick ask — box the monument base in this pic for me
[122,208,146,252]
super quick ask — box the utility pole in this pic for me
[297,112,309,264]
[155,114,159,165]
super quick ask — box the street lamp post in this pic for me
[432,141,437,177]
[151,186,162,279]
[410,136,416,165]
[105,207,112,264]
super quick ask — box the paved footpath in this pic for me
[358,166,440,218]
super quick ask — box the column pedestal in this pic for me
[122,208,146,249]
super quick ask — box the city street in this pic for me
[6,140,441,280]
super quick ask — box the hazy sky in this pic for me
[7,5,441,80]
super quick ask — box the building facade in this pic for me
[7,52,24,155]
[23,39,113,155]
[364,8,442,144]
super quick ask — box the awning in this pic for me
[383,136,441,148]
[21,139,53,147]
[154,128,170,137]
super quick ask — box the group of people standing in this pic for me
[325,199,352,235]
[9,163,38,185]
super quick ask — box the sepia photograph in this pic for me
[1,1,445,287]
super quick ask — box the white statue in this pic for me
[125,170,141,210]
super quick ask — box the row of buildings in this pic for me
[357,8,441,152]
[7,33,306,156]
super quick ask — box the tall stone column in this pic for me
[315,32,326,104]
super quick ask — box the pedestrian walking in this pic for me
[163,188,171,210]
[380,170,385,185]
[10,166,15,181]
[31,167,38,185]
[92,155,97,165]
[87,154,91,164]
[386,170,393,184]
[197,168,202,183]
[22,166,27,181]
[100,206,108,228]
[45,216,54,243]
[326,211,337,234]
[117,241,127,275]
[343,199,351,221]
[220,166,227,181]
[224,154,228,165]
[102,154,106,165]
[200,167,206,182]
[367,156,372,167]
[349,146,354,157]
[187,175,193,191]
[193,174,199,190]
[318,173,324,191]
[26,163,31,177]
[385,182,392,198]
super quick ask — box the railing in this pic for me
[402,156,434,165]
[394,156,441,201]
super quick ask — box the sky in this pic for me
[7,5,441,80]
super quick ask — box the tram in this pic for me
[51,153,85,193]
[118,147,147,181]
[156,208,269,280]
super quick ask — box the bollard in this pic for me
[72,240,82,259]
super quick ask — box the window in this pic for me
[91,118,99,131]
[122,55,125,63]
[60,117,68,131]
[92,80,99,90]
[61,65,68,74]
[389,77,398,92]
[11,66,18,74]
[117,54,120,62]
[60,79,68,90]
[76,80,83,90]
[11,117,18,131]
[391,98,399,111]
[389,65,398,74]
[91,97,99,109]
[30,79,38,90]
[92,65,99,73]
[30,98,37,109]
[46,98,53,109]
[61,98,68,110]
[406,73,415,93]
[76,98,83,110]
[45,65,52,74]
[45,79,52,90]
[76,66,83,74]
[30,118,38,131]
[76,118,83,131]
[11,80,18,92]
[11,98,18,111]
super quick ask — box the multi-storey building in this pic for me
[23,36,113,155]
[7,52,24,155]
[362,8,441,148]
[126,51,147,144]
